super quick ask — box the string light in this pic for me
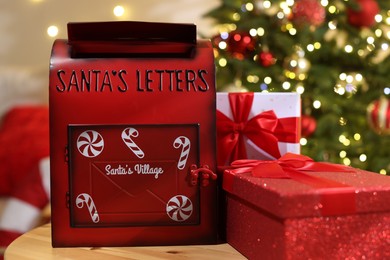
[218,41,227,50]
[232,13,241,21]
[367,37,375,45]
[339,117,347,126]
[263,1,271,9]
[282,81,291,90]
[328,5,337,14]
[300,138,308,146]
[344,45,353,53]
[218,58,227,67]
[245,3,254,11]
[257,27,265,36]
[343,158,351,166]
[313,100,321,109]
[328,21,337,30]
[307,44,315,52]
[249,28,257,37]
[353,133,361,141]
[375,14,383,23]
[113,5,125,17]
[264,77,272,84]
[296,85,305,94]
[47,25,59,37]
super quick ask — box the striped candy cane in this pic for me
[75,193,99,223]
[121,127,145,158]
[173,136,191,170]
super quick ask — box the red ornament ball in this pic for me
[291,0,326,27]
[347,0,379,28]
[367,97,390,135]
[301,115,317,137]
[226,31,256,60]
[256,51,276,67]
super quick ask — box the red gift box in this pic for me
[216,92,301,165]
[49,22,218,247]
[223,153,390,259]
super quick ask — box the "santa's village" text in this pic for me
[105,163,164,179]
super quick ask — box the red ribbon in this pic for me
[217,93,300,165]
[227,153,356,216]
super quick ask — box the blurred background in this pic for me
[0,0,219,69]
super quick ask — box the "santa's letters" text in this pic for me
[55,69,210,93]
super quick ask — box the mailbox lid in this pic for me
[67,21,197,58]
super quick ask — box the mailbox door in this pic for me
[68,124,201,227]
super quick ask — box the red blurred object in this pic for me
[257,51,276,67]
[367,97,390,135]
[301,114,317,137]
[347,0,379,28]
[0,106,49,253]
[49,21,218,247]
[0,106,49,196]
[226,31,256,60]
[291,0,326,27]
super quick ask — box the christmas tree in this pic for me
[206,0,390,174]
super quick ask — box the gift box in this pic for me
[49,21,218,247]
[223,153,390,259]
[216,92,301,165]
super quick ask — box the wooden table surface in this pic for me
[5,224,246,259]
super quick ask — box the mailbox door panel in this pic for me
[68,124,200,227]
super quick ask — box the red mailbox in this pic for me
[49,21,218,247]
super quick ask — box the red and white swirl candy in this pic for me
[77,130,104,158]
[121,127,145,158]
[166,195,193,222]
[76,193,100,223]
[173,136,191,170]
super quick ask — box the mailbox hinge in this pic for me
[65,146,69,163]
[65,192,70,208]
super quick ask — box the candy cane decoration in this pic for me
[166,195,193,222]
[173,136,190,170]
[76,193,100,223]
[121,127,145,158]
[77,130,104,158]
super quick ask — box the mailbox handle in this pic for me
[67,21,197,58]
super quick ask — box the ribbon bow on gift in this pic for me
[217,93,299,165]
[230,153,353,189]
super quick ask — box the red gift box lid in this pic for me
[223,166,390,218]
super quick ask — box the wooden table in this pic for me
[5,224,246,259]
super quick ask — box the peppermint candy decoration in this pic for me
[76,193,100,223]
[121,127,145,158]
[77,130,104,158]
[166,195,193,222]
[173,136,191,170]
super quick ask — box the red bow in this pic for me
[230,153,353,188]
[217,93,299,165]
